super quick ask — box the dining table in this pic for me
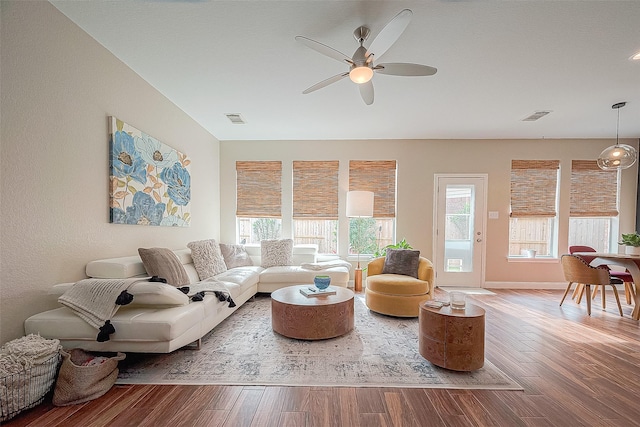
[575,252,640,320]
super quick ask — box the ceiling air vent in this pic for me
[522,111,551,121]
[225,113,246,124]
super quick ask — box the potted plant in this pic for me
[619,232,640,255]
[372,238,413,259]
[363,239,413,272]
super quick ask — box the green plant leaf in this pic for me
[619,232,640,247]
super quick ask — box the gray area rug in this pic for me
[117,294,521,389]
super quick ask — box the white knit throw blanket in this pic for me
[58,278,145,330]
[185,277,230,296]
[0,334,61,376]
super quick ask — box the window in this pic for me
[236,161,282,243]
[292,161,339,254]
[568,160,619,252]
[509,160,560,257]
[349,160,397,255]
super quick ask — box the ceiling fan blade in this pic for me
[359,81,374,105]
[302,72,349,94]
[365,9,413,61]
[375,63,437,76]
[295,36,353,65]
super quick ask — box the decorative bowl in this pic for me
[314,275,331,290]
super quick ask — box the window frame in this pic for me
[568,160,621,252]
[236,161,283,243]
[348,160,397,256]
[292,161,339,254]
[508,160,560,258]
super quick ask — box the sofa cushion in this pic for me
[138,247,191,287]
[215,266,262,287]
[260,239,293,268]
[188,239,227,280]
[86,255,147,279]
[367,274,430,296]
[219,243,254,269]
[382,249,421,278]
[25,302,206,342]
[258,265,349,284]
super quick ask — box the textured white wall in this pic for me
[0,1,220,343]
[219,139,638,285]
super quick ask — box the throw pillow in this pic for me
[219,243,253,269]
[187,239,227,280]
[382,248,421,278]
[128,282,189,306]
[261,239,293,268]
[138,247,191,287]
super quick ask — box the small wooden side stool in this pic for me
[419,302,485,371]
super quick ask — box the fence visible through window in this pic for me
[509,218,551,256]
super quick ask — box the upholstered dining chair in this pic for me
[569,245,635,306]
[560,254,624,316]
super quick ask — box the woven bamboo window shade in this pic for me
[349,160,397,218]
[292,161,339,219]
[236,161,282,218]
[510,160,560,217]
[570,160,619,217]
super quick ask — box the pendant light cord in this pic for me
[616,106,620,146]
[612,101,626,147]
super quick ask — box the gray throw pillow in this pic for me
[382,248,421,278]
[261,239,293,268]
[219,243,253,269]
[187,239,227,280]
[138,247,191,287]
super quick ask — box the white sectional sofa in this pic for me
[24,244,351,353]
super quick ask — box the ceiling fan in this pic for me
[295,9,437,105]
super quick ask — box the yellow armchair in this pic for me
[365,256,434,317]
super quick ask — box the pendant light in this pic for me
[597,102,637,170]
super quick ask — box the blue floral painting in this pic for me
[109,117,191,227]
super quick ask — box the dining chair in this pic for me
[568,245,635,305]
[560,254,624,316]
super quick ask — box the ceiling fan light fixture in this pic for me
[349,66,373,84]
[597,101,637,170]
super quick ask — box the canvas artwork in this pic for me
[109,117,191,227]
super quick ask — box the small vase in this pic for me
[624,246,640,256]
[314,275,331,290]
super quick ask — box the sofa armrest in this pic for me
[366,257,385,276]
[417,257,434,283]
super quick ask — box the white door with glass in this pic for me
[433,175,487,287]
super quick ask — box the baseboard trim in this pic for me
[484,281,567,290]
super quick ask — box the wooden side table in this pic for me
[418,302,485,371]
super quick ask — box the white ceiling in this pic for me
[50,0,640,142]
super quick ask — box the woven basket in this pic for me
[52,349,125,406]
[0,352,61,422]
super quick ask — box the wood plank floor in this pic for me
[5,289,640,427]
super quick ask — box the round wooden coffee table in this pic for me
[418,302,485,371]
[271,285,354,340]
